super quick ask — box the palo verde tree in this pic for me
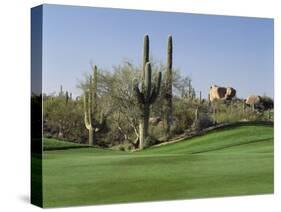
[164,35,173,136]
[133,35,162,149]
[83,65,105,146]
[108,63,141,145]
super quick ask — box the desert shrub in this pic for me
[118,146,126,151]
[261,96,274,110]
[209,98,275,124]
[144,135,159,148]
[211,99,250,123]
[173,98,195,131]
[150,122,167,141]
[243,110,270,122]
[170,124,185,135]
[111,142,135,152]
[261,110,274,121]
[43,95,88,143]
[213,110,245,123]
[193,113,214,131]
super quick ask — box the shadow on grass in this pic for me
[191,137,273,154]
[43,146,91,151]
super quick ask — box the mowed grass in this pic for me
[43,138,88,150]
[42,124,273,207]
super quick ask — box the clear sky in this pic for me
[41,4,274,99]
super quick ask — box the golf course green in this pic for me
[42,123,274,207]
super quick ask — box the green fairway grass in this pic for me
[43,138,89,150]
[42,124,273,207]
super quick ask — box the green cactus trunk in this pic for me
[165,35,173,136]
[65,91,69,105]
[134,60,161,149]
[143,35,149,78]
[139,104,150,150]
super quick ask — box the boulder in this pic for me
[245,95,273,111]
[209,85,236,102]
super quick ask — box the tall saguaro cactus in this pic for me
[134,59,162,149]
[83,65,104,146]
[133,35,162,149]
[165,35,173,136]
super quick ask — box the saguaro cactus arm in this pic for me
[134,62,162,105]
[167,35,173,76]
[91,64,98,114]
[133,62,162,149]
[144,62,152,101]
[143,35,150,76]
[65,91,69,104]
[133,82,145,105]
[149,71,162,104]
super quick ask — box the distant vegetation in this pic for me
[42,35,273,151]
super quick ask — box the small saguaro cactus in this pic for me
[65,91,69,105]
[199,91,202,104]
[164,35,173,136]
[83,65,105,146]
[134,62,162,150]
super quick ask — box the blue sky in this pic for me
[41,4,274,98]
